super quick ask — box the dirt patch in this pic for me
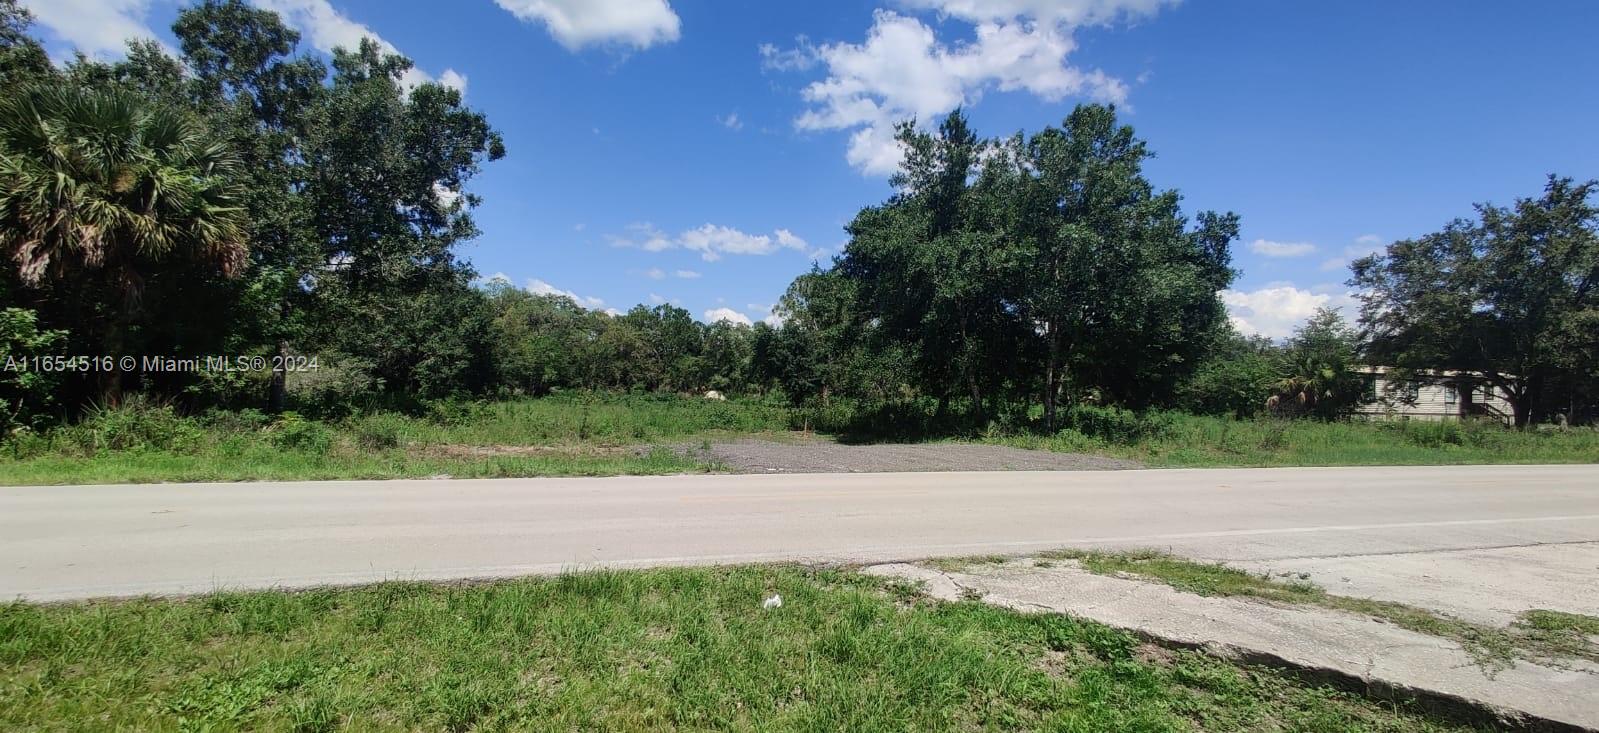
[681,438,1141,473]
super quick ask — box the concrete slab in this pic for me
[1232,542,1599,627]
[864,559,1599,731]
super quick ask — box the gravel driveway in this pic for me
[680,438,1141,473]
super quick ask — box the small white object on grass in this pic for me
[762,593,782,609]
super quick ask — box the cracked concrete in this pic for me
[1232,541,1599,627]
[864,558,1599,730]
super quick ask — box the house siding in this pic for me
[1351,368,1516,425]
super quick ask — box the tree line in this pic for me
[1,0,1594,433]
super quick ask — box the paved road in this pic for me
[4,465,1597,601]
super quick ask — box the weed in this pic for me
[1045,549,1599,672]
[0,567,1476,730]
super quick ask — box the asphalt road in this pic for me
[4,465,1597,601]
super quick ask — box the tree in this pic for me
[0,85,247,400]
[0,0,49,86]
[840,110,1029,421]
[1018,104,1237,424]
[488,285,591,395]
[1176,327,1276,418]
[1351,176,1599,426]
[1269,308,1364,420]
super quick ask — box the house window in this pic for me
[1445,385,1458,406]
[1479,384,1495,401]
[1361,375,1378,402]
[1394,381,1420,401]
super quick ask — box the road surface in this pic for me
[3,465,1597,601]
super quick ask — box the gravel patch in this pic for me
[681,438,1141,473]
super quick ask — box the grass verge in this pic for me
[1036,549,1599,672]
[0,566,1478,731]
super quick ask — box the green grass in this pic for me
[1038,550,1599,672]
[0,445,700,485]
[0,566,1479,731]
[4,393,1597,484]
[987,413,1599,468]
[0,393,785,485]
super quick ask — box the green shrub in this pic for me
[351,413,410,450]
[1062,405,1171,445]
[1395,420,1464,448]
[198,408,273,435]
[285,354,381,417]
[271,413,333,455]
[0,307,67,435]
[68,397,203,454]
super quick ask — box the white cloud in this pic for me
[680,225,809,261]
[1248,239,1316,258]
[19,0,165,59]
[479,271,513,286]
[251,0,465,90]
[648,293,667,305]
[1220,284,1357,339]
[896,0,1178,26]
[1318,234,1387,272]
[759,36,818,71]
[610,224,808,261]
[775,3,1166,174]
[674,269,701,279]
[437,68,468,93]
[718,112,743,130]
[24,0,470,91]
[703,307,753,326]
[432,182,462,210]
[491,0,680,51]
[644,268,667,280]
[526,278,606,309]
[608,223,674,252]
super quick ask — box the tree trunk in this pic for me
[268,340,289,413]
[1043,326,1059,431]
[1510,397,1531,429]
[1522,373,1544,428]
[98,309,131,406]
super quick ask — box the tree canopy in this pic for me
[1351,176,1599,426]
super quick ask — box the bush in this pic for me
[0,307,67,436]
[285,353,382,417]
[67,397,203,453]
[350,413,410,450]
[270,413,333,454]
[1061,405,1172,445]
[198,407,273,434]
[1396,420,1464,448]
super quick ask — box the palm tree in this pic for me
[0,84,247,400]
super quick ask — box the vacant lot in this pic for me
[2,393,1595,485]
[0,566,1476,731]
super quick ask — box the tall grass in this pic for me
[0,393,789,485]
[1001,408,1599,467]
[2,393,1594,484]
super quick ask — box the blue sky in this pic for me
[25,0,1599,337]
